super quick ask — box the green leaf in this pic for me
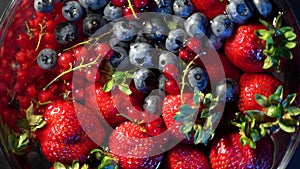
[81,164,89,169]
[255,94,270,107]
[284,31,297,41]
[266,105,284,118]
[118,83,132,95]
[278,119,298,133]
[72,161,80,169]
[263,56,273,69]
[280,26,294,33]
[203,93,213,107]
[179,104,196,116]
[179,122,194,136]
[285,42,296,49]
[276,46,293,59]
[282,93,297,108]
[54,162,66,169]
[259,19,273,30]
[274,14,283,28]
[193,88,204,105]
[17,132,29,148]
[286,106,300,116]
[246,110,265,122]
[99,156,119,169]
[112,71,124,79]
[201,109,209,118]
[103,80,114,92]
[255,29,271,41]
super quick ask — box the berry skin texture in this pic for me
[113,21,136,42]
[103,2,123,21]
[133,68,156,93]
[37,48,57,70]
[173,0,194,18]
[78,0,108,10]
[165,29,187,52]
[83,14,105,37]
[226,0,254,24]
[36,100,104,163]
[209,132,273,169]
[225,24,267,73]
[109,121,164,169]
[184,12,208,38]
[54,21,79,44]
[62,1,84,21]
[191,0,228,20]
[34,0,54,13]
[166,144,210,169]
[238,73,282,113]
[187,66,209,91]
[211,14,235,39]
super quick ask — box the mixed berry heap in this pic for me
[0,0,299,169]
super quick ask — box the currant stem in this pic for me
[35,23,46,51]
[180,55,200,103]
[43,54,102,91]
[127,0,138,19]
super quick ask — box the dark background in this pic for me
[1,0,300,168]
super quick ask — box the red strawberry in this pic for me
[209,132,273,169]
[165,144,210,169]
[85,83,126,127]
[238,73,283,113]
[109,121,164,169]
[36,100,105,164]
[191,0,228,20]
[225,24,267,73]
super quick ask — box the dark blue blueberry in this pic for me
[129,42,157,68]
[134,68,156,93]
[54,22,79,44]
[215,78,239,102]
[109,47,129,69]
[226,0,254,24]
[34,0,54,13]
[173,0,194,18]
[37,48,57,70]
[205,29,223,50]
[113,21,136,42]
[211,14,235,39]
[103,2,123,21]
[153,0,173,14]
[187,67,208,91]
[143,17,169,42]
[184,12,208,38]
[252,0,272,17]
[78,0,108,10]
[165,29,187,52]
[159,52,178,70]
[62,1,84,21]
[83,14,105,37]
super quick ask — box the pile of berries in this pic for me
[0,0,299,169]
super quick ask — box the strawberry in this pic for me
[225,15,297,73]
[191,0,228,20]
[108,121,164,169]
[238,73,282,113]
[225,24,267,73]
[209,132,273,169]
[36,100,105,164]
[165,143,210,169]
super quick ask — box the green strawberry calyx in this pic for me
[90,148,119,169]
[255,14,297,72]
[103,71,134,95]
[54,160,89,169]
[174,88,221,145]
[232,85,300,148]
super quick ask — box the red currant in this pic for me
[93,43,113,59]
[133,0,148,8]
[185,37,202,54]
[145,117,165,136]
[112,0,127,7]
[165,78,180,95]
[163,64,179,79]
[178,46,196,63]
[58,51,75,69]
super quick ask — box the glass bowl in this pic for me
[0,0,300,169]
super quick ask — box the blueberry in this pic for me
[173,0,194,18]
[158,74,168,92]
[129,42,157,68]
[62,1,84,21]
[113,21,136,42]
[153,0,173,14]
[226,0,254,24]
[211,14,235,39]
[187,67,208,91]
[143,94,163,114]
[165,29,187,52]
[37,48,57,70]
[83,14,105,37]
[134,68,156,93]
[34,0,54,13]
[184,12,208,38]
[143,17,169,42]
[252,0,272,17]
[54,22,79,44]
[78,0,108,10]
[103,2,123,21]
[205,29,223,50]
[109,46,129,69]
[159,52,178,70]
[215,78,239,102]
